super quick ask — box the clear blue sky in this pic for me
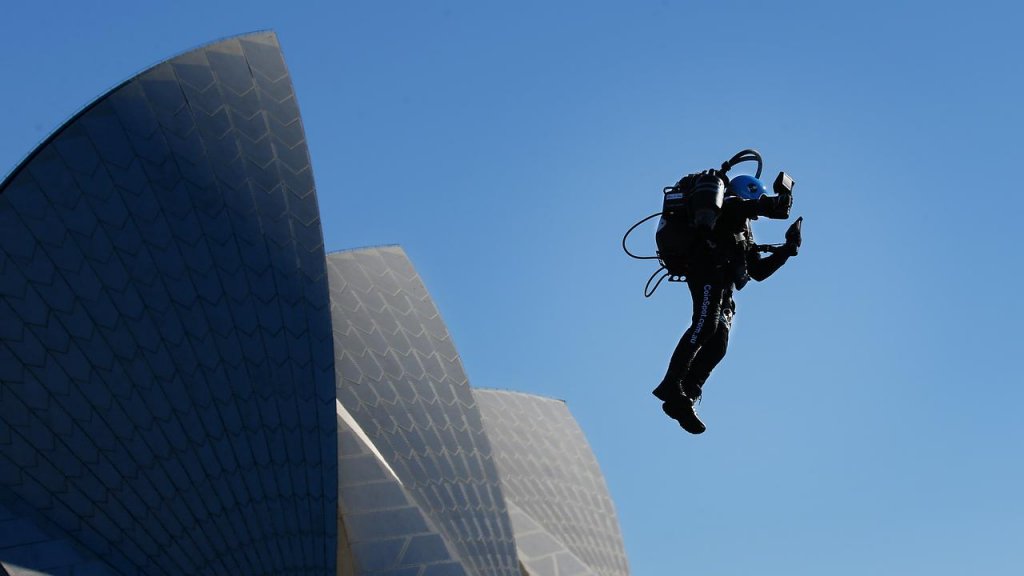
[3,1,1023,574]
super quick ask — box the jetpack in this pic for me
[622,149,796,296]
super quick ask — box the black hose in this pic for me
[622,212,663,260]
[644,266,671,298]
[723,149,763,179]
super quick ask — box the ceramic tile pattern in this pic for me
[326,247,520,576]
[475,390,630,576]
[0,31,630,576]
[0,500,118,576]
[336,400,469,576]
[0,32,337,575]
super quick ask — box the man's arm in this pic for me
[723,192,792,220]
[749,217,802,282]
[748,249,790,282]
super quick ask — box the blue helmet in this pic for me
[729,174,767,200]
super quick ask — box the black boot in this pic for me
[662,393,706,435]
[652,376,682,402]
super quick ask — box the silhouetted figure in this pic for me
[650,161,802,434]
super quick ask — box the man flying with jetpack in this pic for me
[627,149,803,434]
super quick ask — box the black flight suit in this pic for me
[653,187,794,404]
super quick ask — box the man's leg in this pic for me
[652,280,726,402]
[682,296,734,399]
[654,282,729,434]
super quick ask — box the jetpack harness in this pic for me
[622,149,796,296]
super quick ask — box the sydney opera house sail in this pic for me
[475,390,630,576]
[0,32,337,575]
[0,32,630,576]
[326,247,520,576]
[334,400,469,576]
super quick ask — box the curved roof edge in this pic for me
[335,401,473,575]
[0,30,277,189]
[326,243,403,256]
[475,388,630,575]
[506,501,599,576]
[474,387,568,405]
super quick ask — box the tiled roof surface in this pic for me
[0,32,337,575]
[475,390,629,576]
[327,247,520,576]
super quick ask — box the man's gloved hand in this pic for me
[778,190,793,215]
[784,216,803,256]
